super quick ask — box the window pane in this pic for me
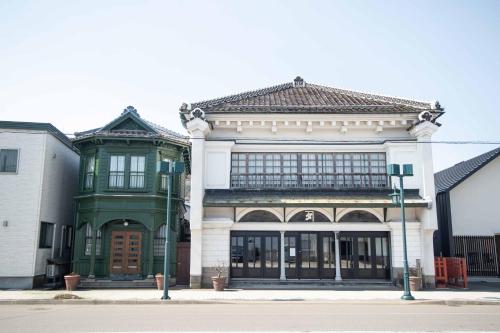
[0,149,18,172]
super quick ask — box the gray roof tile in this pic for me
[185,77,439,115]
[434,147,500,193]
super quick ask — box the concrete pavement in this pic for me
[1,287,500,304]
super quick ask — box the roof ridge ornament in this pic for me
[293,76,305,87]
[189,107,206,121]
[122,105,140,117]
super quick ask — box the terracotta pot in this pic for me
[211,276,226,291]
[155,275,164,290]
[409,276,422,291]
[64,274,80,291]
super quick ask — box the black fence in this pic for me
[453,235,498,277]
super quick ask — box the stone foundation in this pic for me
[190,275,201,289]
[201,267,229,288]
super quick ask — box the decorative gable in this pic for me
[109,117,150,132]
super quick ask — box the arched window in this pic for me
[154,224,166,256]
[338,210,380,222]
[239,210,281,222]
[84,223,102,256]
[288,210,331,222]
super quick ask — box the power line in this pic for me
[1,130,499,145]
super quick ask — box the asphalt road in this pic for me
[0,303,499,332]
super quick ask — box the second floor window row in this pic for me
[231,152,388,189]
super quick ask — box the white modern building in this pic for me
[0,121,79,289]
[181,77,443,288]
[434,147,500,277]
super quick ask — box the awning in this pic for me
[203,189,428,208]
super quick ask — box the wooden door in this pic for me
[110,231,142,275]
[176,242,190,285]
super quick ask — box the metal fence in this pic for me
[453,235,498,277]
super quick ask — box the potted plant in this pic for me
[211,263,226,291]
[409,267,422,291]
[64,272,80,291]
[155,273,164,290]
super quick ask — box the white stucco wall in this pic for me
[0,130,79,282]
[449,156,500,235]
[387,222,422,268]
[0,131,46,278]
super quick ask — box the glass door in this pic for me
[321,234,336,279]
[264,236,280,278]
[340,232,391,279]
[230,232,280,279]
[300,233,319,278]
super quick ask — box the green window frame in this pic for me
[154,224,166,256]
[129,155,146,188]
[109,155,125,188]
[84,223,102,256]
[0,149,19,173]
[83,155,96,190]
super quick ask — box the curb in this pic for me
[0,298,499,306]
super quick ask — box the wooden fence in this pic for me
[453,235,498,276]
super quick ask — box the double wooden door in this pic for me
[110,231,142,275]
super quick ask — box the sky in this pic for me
[1,0,499,171]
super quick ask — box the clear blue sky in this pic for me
[1,0,499,171]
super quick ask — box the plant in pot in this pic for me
[155,273,164,290]
[211,262,226,291]
[64,272,80,291]
[409,266,422,291]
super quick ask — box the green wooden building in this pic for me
[71,106,190,285]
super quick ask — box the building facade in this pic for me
[71,107,190,285]
[434,147,500,277]
[0,121,79,289]
[181,77,442,288]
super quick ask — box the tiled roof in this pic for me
[185,77,440,114]
[74,106,189,145]
[434,147,500,193]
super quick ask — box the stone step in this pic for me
[79,279,156,289]
[229,278,396,290]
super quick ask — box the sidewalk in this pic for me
[1,287,500,304]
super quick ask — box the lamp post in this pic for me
[160,160,185,300]
[387,163,415,301]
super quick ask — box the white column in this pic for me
[280,231,286,280]
[186,117,210,288]
[334,231,342,281]
[410,121,440,287]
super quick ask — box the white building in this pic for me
[434,147,500,277]
[181,77,442,288]
[0,121,79,289]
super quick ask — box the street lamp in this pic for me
[160,160,185,300]
[387,163,415,301]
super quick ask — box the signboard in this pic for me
[290,248,296,256]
